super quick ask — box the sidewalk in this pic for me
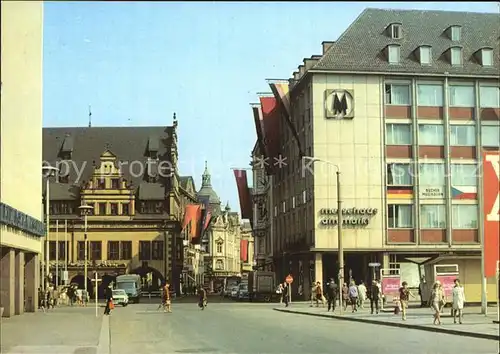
[0,306,109,354]
[273,304,500,341]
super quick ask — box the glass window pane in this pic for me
[452,205,478,229]
[451,164,477,186]
[419,124,444,145]
[387,163,413,185]
[479,87,500,108]
[451,47,462,65]
[420,47,431,64]
[388,205,413,228]
[419,163,445,186]
[389,46,400,64]
[450,125,476,146]
[451,26,461,41]
[481,126,500,147]
[482,49,493,66]
[421,205,446,228]
[449,86,474,107]
[386,124,412,145]
[417,84,443,106]
[386,84,410,105]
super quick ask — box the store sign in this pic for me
[0,202,45,237]
[324,89,354,120]
[419,186,445,199]
[318,207,378,227]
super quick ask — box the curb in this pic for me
[97,315,110,354]
[273,308,500,341]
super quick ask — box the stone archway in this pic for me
[130,266,165,292]
[69,274,93,296]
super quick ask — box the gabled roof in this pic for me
[312,8,499,77]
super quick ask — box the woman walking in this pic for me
[452,279,466,324]
[429,281,445,325]
[342,283,349,312]
[103,285,113,316]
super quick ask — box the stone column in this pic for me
[15,251,25,315]
[1,248,15,317]
[314,253,323,284]
[24,253,39,312]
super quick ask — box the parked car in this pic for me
[112,289,129,307]
[230,286,239,299]
[237,284,249,301]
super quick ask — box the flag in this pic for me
[233,169,253,220]
[240,239,249,262]
[258,94,282,172]
[197,196,212,243]
[182,204,201,241]
[251,104,268,157]
[268,80,304,158]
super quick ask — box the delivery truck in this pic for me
[247,271,275,302]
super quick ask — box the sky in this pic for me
[43,1,499,212]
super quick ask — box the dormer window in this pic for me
[418,46,432,65]
[389,23,402,39]
[387,44,401,64]
[481,48,493,66]
[450,46,463,66]
[450,26,461,41]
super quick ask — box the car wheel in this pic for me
[122,303,128,307]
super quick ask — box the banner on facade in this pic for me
[240,239,249,262]
[233,169,253,220]
[182,204,202,241]
[258,94,282,171]
[483,151,500,278]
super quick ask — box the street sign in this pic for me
[285,275,293,284]
[369,262,381,267]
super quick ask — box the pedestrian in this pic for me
[418,277,426,307]
[310,282,317,307]
[198,286,207,310]
[276,283,284,304]
[398,281,415,321]
[46,287,52,310]
[103,284,113,316]
[452,279,465,324]
[163,283,172,313]
[283,282,289,307]
[348,281,358,312]
[38,287,46,312]
[315,281,323,307]
[357,281,367,309]
[341,283,349,312]
[369,280,380,314]
[326,278,338,312]
[429,281,445,325]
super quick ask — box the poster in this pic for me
[381,276,400,297]
[436,274,457,299]
[483,151,500,278]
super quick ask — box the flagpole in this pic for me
[56,219,59,287]
[64,219,68,285]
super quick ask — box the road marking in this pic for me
[96,315,110,354]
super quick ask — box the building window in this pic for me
[387,163,412,185]
[110,203,118,215]
[58,241,67,261]
[451,164,477,187]
[419,124,444,145]
[452,205,478,229]
[122,203,130,215]
[388,204,413,228]
[108,241,120,261]
[479,86,500,108]
[152,241,164,260]
[481,48,493,67]
[386,124,412,145]
[77,241,85,261]
[90,241,102,261]
[139,241,151,261]
[482,126,500,147]
[97,179,106,189]
[450,125,476,146]
[50,201,75,215]
[216,242,223,254]
[420,205,446,229]
[215,259,224,270]
[99,203,107,215]
[385,84,410,105]
[419,46,432,65]
[111,178,119,189]
[49,241,57,260]
[388,45,400,64]
[140,201,163,214]
[449,85,474,107]
[417,84,443,106]
[419,163,445,186]
[450,47,462,66]
[450,26,461,41]
[391,24,402,39]
[121,241,132,260]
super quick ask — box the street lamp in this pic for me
[78,203,94,299]
[42,165,59,291]
[302,156,344,315]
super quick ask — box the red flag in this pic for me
[240,239,249,262]
[182,204,200,230]
[233,169,252,220]
[190,206,202,240]
[259,95,282,166]
[483,151,500,278]
[203,211,212,231]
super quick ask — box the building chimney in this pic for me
[293,72,299,81]
[298,65,305,78]
[322,41,335,54]
[312,55,322,60]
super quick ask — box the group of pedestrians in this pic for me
[157,283,208,312]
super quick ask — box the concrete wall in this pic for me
[311,74,384,250]
[0,1,44,253]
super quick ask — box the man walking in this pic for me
[358,281,367,309]
[326,278,338,312]
[370,280,380,314]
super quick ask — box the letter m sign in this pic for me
[483,151,500,278]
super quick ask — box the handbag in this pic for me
[109,301,115,310]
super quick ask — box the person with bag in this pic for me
[398,281,415,321]
[163,283,172,313]
[104,284,114,316]
[198,286,207,310]
[348,281,358,312]
[326,278,338,312]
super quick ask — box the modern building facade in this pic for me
[0,1,45,317]
[42,120,185,296]
[253,8,499,302]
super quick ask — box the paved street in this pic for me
[1,301,498,353]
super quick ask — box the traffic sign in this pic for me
[285,275,293,284]
[368,262,381,267]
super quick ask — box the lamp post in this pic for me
[42,165,59,291]
[302,156,343,315]
[78,204,94,299]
